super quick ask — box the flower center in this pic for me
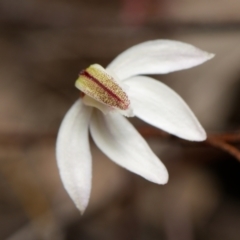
[75,64,133,116]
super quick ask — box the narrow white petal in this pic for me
[107,40,214,80]
[125,76,206,141]
[90,110,168,184]
[56,100,92,213]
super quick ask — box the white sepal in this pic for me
[56,100,92,214]
[90,110,168,184]
[125,76,206,141]
[107,40,214,80]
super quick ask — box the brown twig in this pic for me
[140,126,240,162]
[206,136,240,162]
[1,127,240,162]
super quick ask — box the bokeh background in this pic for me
[1,0,240,239]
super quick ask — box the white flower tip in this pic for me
[196,50,215,67]
[153,173,169,185]
[64,186,90,215]
[205,52,215,61]
[78,206,86,215]
[159,171,169,185]
[194,129,207,142]
[193,49,215,67]
[74,197,89,215]
[185,127,207,142]
[150,163,169,185]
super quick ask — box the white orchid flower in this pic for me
[56,40,214,213]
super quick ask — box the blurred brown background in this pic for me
[1,0,240,239]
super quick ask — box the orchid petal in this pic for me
[125,76,206,141]
[107,40,214,80]
[56,100,92,213]
[90,110,168,184]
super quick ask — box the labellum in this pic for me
[75,64,131,111]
